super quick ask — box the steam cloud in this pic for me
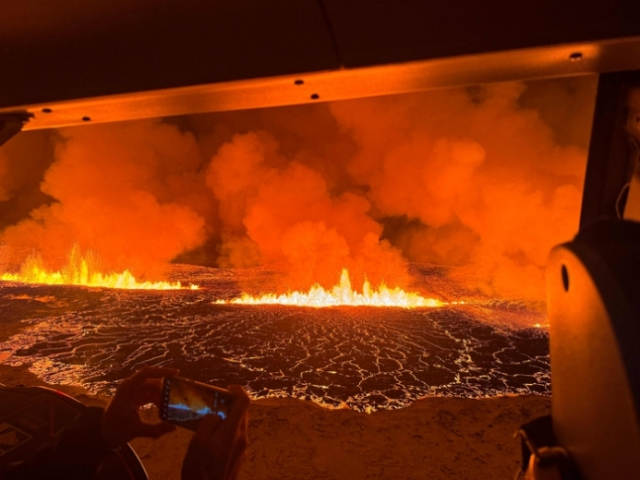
[0,77,596,301]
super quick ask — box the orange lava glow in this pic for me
[217,268,448,308]
[0,246,198,290]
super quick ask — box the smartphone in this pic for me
[160,376,235,431]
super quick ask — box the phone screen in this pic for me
[161,377,234,431]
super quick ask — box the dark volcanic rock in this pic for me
[0,265,550,411]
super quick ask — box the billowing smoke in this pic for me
[0,77,596,300]
[1,121,209,276]
[327,80,593,300]
[205,131,408,290]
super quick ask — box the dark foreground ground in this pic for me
[0,364,549,480]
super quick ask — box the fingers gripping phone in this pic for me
[160,376,235,431]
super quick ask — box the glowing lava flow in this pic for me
[0,247,198,290]
[217,268,444,308]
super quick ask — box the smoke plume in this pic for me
[328,80,593,299]
[0,77,596,300]
[1,121,208,276]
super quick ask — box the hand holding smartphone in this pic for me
[160,376,236,431]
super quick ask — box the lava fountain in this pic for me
[217,268,448,308]
[0,245,198,290]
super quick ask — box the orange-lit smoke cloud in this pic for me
[201,79,592,300]
[205,131,409,291]
[0,78,595,300]
[1,121,209,276]
[329,80,593,300]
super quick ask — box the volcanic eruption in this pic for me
[0,77,594,409]
[1,78,592,302]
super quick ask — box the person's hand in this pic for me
[181,385,250,480]
[100,366,179,447]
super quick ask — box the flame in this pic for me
[217,268,444,308]
[0,246,198,290]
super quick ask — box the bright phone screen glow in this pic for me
[164,378,231,430]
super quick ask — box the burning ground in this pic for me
[0,264,549,412]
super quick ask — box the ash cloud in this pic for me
[0,77,596,300]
